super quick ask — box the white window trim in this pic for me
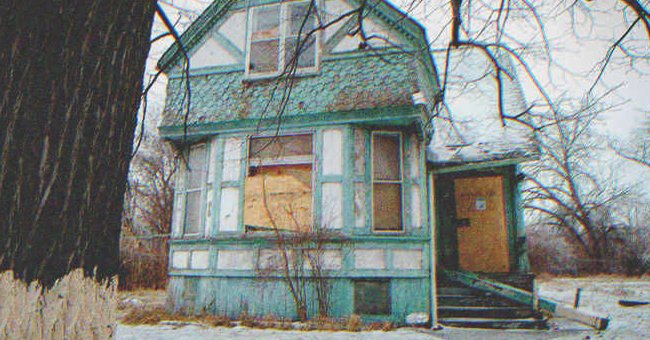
[244,0,320,79]
[182,143,209,237]
[370,131,405,233]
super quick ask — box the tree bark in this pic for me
[0,0,157,286]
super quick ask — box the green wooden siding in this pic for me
[168,276,429,324]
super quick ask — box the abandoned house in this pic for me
[158,0,542,328]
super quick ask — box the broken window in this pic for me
[247,1,318,76]
[372,133,403,231]
[244,134,313,231]
[183,144,208,235]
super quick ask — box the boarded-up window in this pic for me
[245,135,313,231]
[354,280,391,315]
[372,133,403,231]
[184,145,207,235]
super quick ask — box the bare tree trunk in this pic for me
[0,0,157,286]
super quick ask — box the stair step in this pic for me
[439,317,548,330]
[438,306,535,319]
[438,295,522,307]
[437,287,478,296]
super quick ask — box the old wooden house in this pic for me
[158,0,541,328]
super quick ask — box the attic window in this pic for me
[246,1,318,77]
[244,134,314,231]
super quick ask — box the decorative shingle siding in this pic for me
[161,53,419,127]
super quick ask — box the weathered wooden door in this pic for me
[454,176,510,272]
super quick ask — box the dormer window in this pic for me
[246,1,318,77]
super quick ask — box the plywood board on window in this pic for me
[244,164,313,231]
[373,183,402,231]
[372,134,401,180]
[454,176,510,273]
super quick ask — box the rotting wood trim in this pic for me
[444,270,609,330]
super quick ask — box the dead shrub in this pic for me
[381,321,395,331]
[121,306,170,325]
[0,269,117,339]
[346,314,362,332]
[119,235,168,290]
[202,314,233,328]
[238,311,257,328]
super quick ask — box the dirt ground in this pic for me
[116,276,650,339]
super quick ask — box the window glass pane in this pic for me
[373,183,402,231]
[185,191,202,234]
[354,129,366,176]
[252,5,280,39]
[285,36,316,69]
[250,134,312,159]
[244,164,312,231]
[372,134,401,181]
[354,280,391,315]
[188,145,206,189]
[288,2,314,36]
[250,40,279,73]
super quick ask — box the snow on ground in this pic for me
[117,325,440,339]
[117,277,650,339]
[537,276,650,339]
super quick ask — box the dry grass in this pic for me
[119,305,395,333]
[117,291,395,333]
[0,269,117,339]
[346,314,362,332]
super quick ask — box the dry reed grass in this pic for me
[0,269,117,339]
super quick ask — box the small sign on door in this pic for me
[475,197,487,211]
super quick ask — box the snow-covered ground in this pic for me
[537,276,650,339]
[117,276,650,339]
[117,325,439,339]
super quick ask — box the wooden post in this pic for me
[574,288,581,308]
[428,172,440,329]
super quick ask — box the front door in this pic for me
[454,176,510,272]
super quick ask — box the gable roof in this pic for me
[157,0,438,90]
[427,47,537,166]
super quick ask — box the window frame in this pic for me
[244,132,316,232]
[370,131,405,233]
[353,279,392,315]
[244,0,320,79]
[182,143,209,237]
